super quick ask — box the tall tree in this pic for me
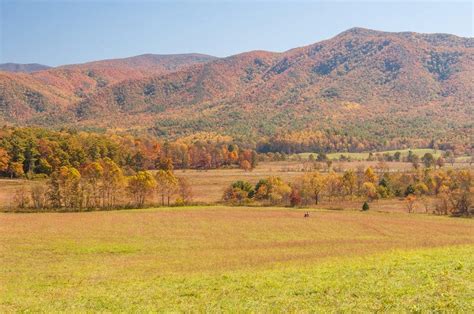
[0,148,10,173]
[81,161,104,208]
[127,171,156,207]
[422,153,435,168]
[155,170,178,206]
[100,158,124,208]
[342,170,357,199]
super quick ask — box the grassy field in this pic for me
[1,207,473,311]
[294,148,445,161]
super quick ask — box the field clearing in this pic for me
[1,207,473,311]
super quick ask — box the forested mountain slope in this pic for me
[0,54,217,123]
[0,28,472,152]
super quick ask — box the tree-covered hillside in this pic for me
[0,28,472,153]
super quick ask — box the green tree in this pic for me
[37,158,53,175]
[422,153,435,168]
[317,152,327,162]
[362,202,369,211]
[223,180,254,205]
[405,184,416,196]
[393,151,401,162]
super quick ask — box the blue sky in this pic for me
[1,1,472,66]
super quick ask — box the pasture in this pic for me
[1,207,473,311]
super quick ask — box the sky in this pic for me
[0,0,472,66]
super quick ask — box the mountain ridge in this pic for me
[0,63,52,73]
[0,53,218,123]
[0,28,472,151]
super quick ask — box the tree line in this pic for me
[223,167,473,217]
[256,130,471,156]
[0,127,258,179]
[13,158,192,211]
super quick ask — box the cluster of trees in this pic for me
[13,158,193,210]
[361,151,452,168]
[223,167,473,216]
[299,150,470,170]
[257,130,377,154]
[0,127,258,179]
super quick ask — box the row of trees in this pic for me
[361,150,465,169]
[256,130,471,156]
[13,158,193,210]
[299,150,465,170]
[223,167,473,216]
[0,127,258,178]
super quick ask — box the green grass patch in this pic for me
[1,246,472,312]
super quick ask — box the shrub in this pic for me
[362,202,369,211]
[290,189,302,207]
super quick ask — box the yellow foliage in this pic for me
[342,101,361,110]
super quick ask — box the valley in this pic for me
[1,8,473,311]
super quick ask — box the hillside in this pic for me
[0,28,472,151]
[77,28,473,150]
[0,54,217,124]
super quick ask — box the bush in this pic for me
[174,197,186,206]
[362,202,369,211]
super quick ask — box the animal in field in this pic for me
[304,211,310,218]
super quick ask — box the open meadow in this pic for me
[1,206,473,312]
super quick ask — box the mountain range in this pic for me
[0,28,472,150]
[0,63,52,73]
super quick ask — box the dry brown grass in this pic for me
[1,206,473,312]
[1,207,472,274]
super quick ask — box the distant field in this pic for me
[1,207,473,311]
[294,148,445,161]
